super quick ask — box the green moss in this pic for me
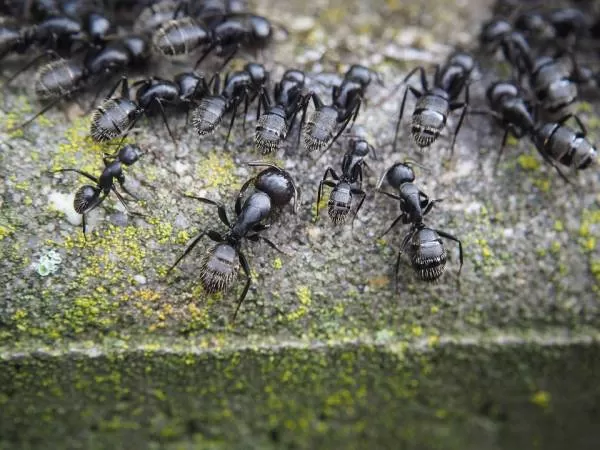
[272,257,283,270]
[530,391,551,410]
[195,152,239,192]
[517,153,541,171]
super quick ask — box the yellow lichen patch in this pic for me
[368,275,390,290]
[0,225,15,240]
[51,117,129,174]
[286,286,312,321]
[517,153,541,171]
[272,257,283,270]
[553,220,564,232]
[530,390,551,409]
[195,152,239,191]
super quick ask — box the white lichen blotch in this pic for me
[35,249,63,276]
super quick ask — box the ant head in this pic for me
[86,12,112,42]
[487,80,519,105]
[245,63,268,86]
[345,65,384,87]
[118,144,143,165]
[249,15,273,44]
[349,137,371,157]
[515,11,552,38]
[385,162,416,188]
[74,185,101,214]
[480,19,512,50]
[282,69,305,85]
[122,35,149,65]
[447,51,476,74]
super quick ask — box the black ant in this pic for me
[376,162,461,286]
[52,144,145,238]
[316,137,374,225]
[192,62,268,146]
[515,7,590,51]
[167,190,283,321]
[237,162,299,213]
[393,51,473,156]
[151,4,273,70]
[5,35,150,131]
[255,69,311,154]
[532,115,598,171]
[90,70,197,147]
[479,18,534,75]
[304,64,383,153]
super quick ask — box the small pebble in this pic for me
[133,274,147,285]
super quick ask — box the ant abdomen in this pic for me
[412,93,448,148]
[328,182,353,224]
[91,98,140,141]
[255,106,287,154]
[73,185,99,214]
[409,227,447,282]
[304,106,337,152]
[34,58,84,100]
[192,95,227,136]
[200,243,240,294]
[153,17,209,57]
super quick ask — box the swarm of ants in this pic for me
[1,0,598,321]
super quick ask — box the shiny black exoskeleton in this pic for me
[515,7,590,50]
[532,115,598,171]
[90,70,193,145]
[152,9,272,69]
[400,224,464,283]
[7,34,149,131]
[394,52,474,155]
[0,16,86,61]
[479,18,534,74]
[237,162,299,213]
[167,190,283,321]
[376,161,460,286]
[304,64,382,152]
[192,63,268,145]
[470,80,535,170]
[53,144,144,237]
[255,69,311,154]
[317,137,374,224]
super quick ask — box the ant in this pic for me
[532,115,598,171]
[255,69,312,154]
[479,17,534,75]
[393,51,474,156]
[237,162,299,213]
[316,137,374,225]
[167,190,283,321]
[151,3,273,70]
[52,144,145,238]
[192,62,268,146]
[90,70,198,147]
[6,35,149,131]
[304,64,383,153]
[377,162,461,286]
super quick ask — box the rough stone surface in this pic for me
[0,0,599,448]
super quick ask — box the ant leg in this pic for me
[247,234,285,254]
[3,49,60,87]
[570,114,588,137]
[377,190,402,202]
[493,128,511,174]
[317,168,337,218]
[193,45,217,72]
[52,168,99,184]
[379,213,408,239]
[8,98,63,131]
[393,86,411,154]
[232,250,252,322]
[116,178,139,201]
[152,98,178,149]
[167,231,207,274]
[434,229,464,285]
[224,98,240,149]
[448,85,469,159]
[350,189,367,236]
[236,178,256,216]
[422,198,444,216]
[184,194,231,227]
